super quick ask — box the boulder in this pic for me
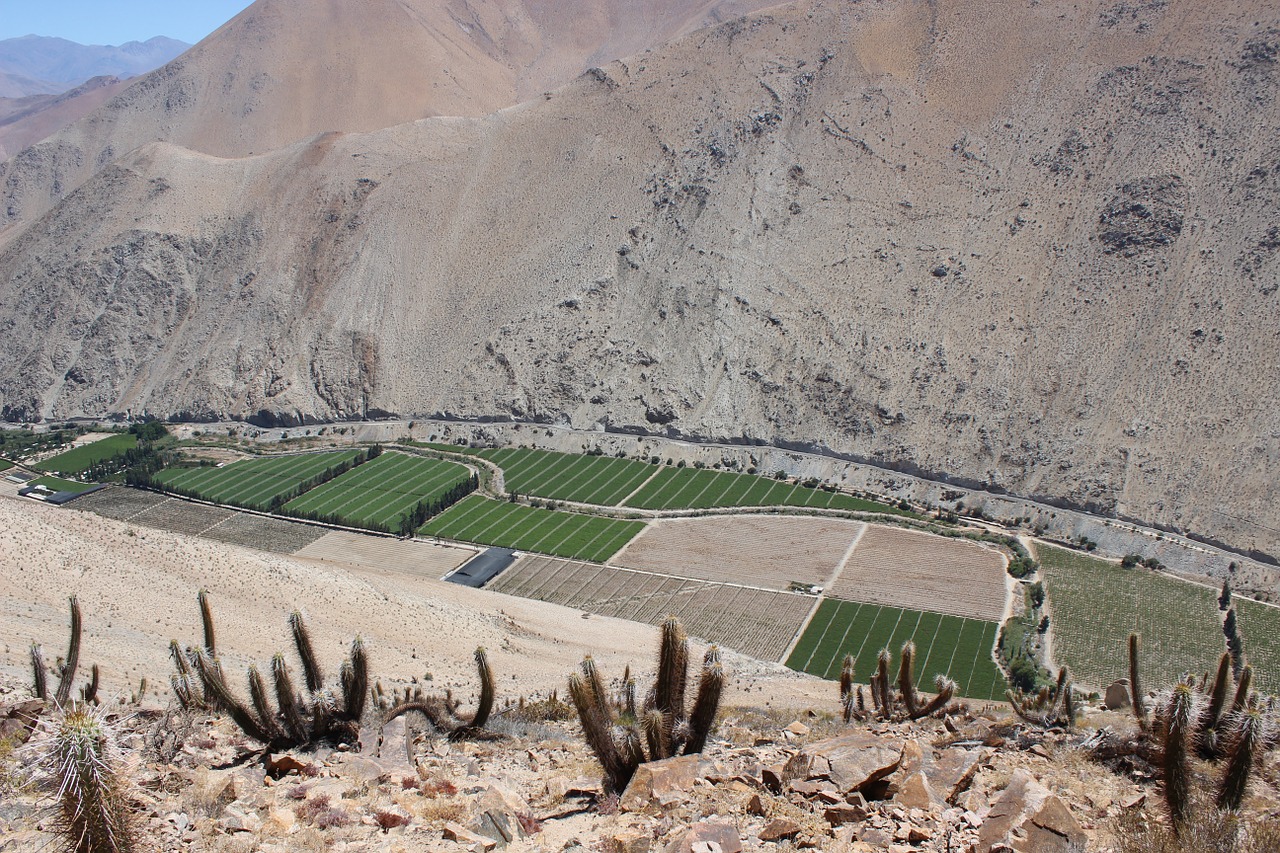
[786,733,904,794]
[620,755,707,811]
[0,700,44,744]
[470,783,530,847]
[445,822,499,851]
[977,770,1086,853]
[759,818,802,842]
[1104,680,1133,712]
[665,820,743,853]
[894,772,935,810]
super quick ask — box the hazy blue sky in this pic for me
[0,1,255,46]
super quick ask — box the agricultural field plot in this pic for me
[283,452,471,529]
[153,450,362,511]
[35,433,136,475]
[1038,545,1278,692]
[420,495,646,563]
[0,459,12,472]
[489,555,815,661]
[475,448,658,506]
[787,599,1006,701]
[30,476,99,494]
[622,466,910,515]
[71,486,170,520]
[201,513,327,554]
[827,526,1008,621]
[294,530,472,578]
[130,499,237,537]
[614,515,864,590]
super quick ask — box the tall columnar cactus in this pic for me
[864,644,956,722]
[188,602,371,751]
[1217,700,1267,812]
[28,706,138,853]
[382,647,498,741]
[197,589,217,657]
[1162,678,1196,830]
[1129,632,1148,730]
[839,655,860,723]
[31,597,97,709]
[1194,652,1233,758]
[569,617,725,796]
[1008,666,1075,729]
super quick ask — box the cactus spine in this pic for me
[33,706,138,853]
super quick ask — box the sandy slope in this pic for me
[0,495,823,711]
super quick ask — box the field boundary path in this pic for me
[616,464,666,507]
[780,523,869,662]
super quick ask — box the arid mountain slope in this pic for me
[0,76,129,161]
[0,35,189,89]
[0,0,778,230]
[1,0,1279,559]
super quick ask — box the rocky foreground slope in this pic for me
[1,0,1279,559]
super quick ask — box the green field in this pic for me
[623,466,910,514]
[420,495,646,563]
[0,459,12,472]
[787,599,1006,701]
[1040,544,1279,693]
[460,446,911,515]
[37,433,137,475]
[30,476,98,494]
[284,453,471,530]
[477,448,657,505]
[153,451,362,511]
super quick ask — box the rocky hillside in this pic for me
[1,0,1278,559]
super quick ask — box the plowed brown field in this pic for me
[828,526,1007,621]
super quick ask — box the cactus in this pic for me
[382,647,499,741]
[1009,666,1075,729]
[839,655,860,723]
[1195,652,1233,758]
[1129,632,1148,730]
[197,589,216,656]
[1162,678,1196,830]
[32,597,99,710]
[568,617,726,796]
[1217,701,1266,812]
[189,604,370,752]
[860,645,957,722]
[28,705,138,852]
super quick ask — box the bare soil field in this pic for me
[129,499,238,537]
[612,515,865,591]
[293,530,473,579]
[489,555,817,661]
[200,513,327,554]
[0,496,825,709]
[827,526,1008,622]
[71,486,168,520]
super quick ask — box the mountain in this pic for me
[0,0,779,230]
[0,75,129,161]
[1,0,1279,561]
[0,70,63,99]
[0,35,189,90]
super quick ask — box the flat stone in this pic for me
[621,755,706,811]
[0,700,44,744]
[444,822,498,851]
[266,753,313,778]
[1018,796,1087,853]
[665,820,743,853]
[894,772,935,810]
[746,793,767,816]
[977,770,1070,853]
[787,733,904,794]
[760,818,803,842]
[762,765,787,793]
[785,721,811,736]
[823,804,869,826]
